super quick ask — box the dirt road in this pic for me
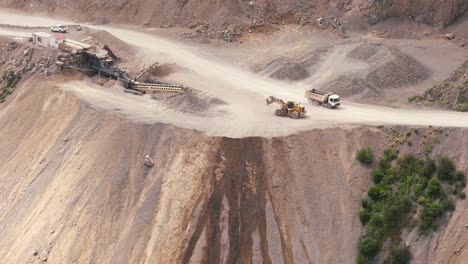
[0,10,467,137]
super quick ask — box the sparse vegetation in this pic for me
[386,245,411,264]
[408,95,423,103]
[357,150,466,263]
[357,147,374,165]
[0,70,21,103]
[454,103,468,112]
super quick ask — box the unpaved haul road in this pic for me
[0,11,467,137]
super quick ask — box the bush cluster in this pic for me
[356,151,466,263]
[357,147,374,165]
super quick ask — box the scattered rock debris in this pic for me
[221,24,243,42]
[315,17,348,38]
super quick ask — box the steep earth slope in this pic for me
[415,60,468,111]
[0,0,466,29]
[0,72,467,263]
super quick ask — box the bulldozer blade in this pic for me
[266,96,275,105]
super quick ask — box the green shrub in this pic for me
[454,103,468,112]
[372,170,384,184]
[362,198,370,209]
[398,154,418,176]
[441,198,455,211]
[358,237,379,258]
[367,214,386,239]
[426,178,442,198]
[408,95,423,103]
[455,170,466,182]
[458,192,466,199]
[386,245,411,264]
[416,158,436,178]
[359,208,371,225]
[356,254,371,264]
[383,149,399,161]
[419,202,443,234]
[357,148,374,165]
[437,156,456,181]
[368,185,391,201]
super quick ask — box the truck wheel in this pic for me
[275,109,285,117]
[290,111,300,119]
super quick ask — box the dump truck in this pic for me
[305,88,341,108]
[266,96,306,119]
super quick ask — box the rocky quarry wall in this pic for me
[0,0,466,29]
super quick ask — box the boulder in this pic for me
[144,155,154,167]
[445,33,456,40]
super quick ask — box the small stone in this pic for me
[50,230,54,234]
[460,43,465,48]
[424,31,431,36]
[144,155,155,168]
[248,1,255,7]
[32,250,38,256]
[464,224,468,228]
[40,251,48,262]
[445,33,455,40]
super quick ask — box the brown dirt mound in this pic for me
[152,64,176,77]
[151,89,225,113]
[89,30,135,61]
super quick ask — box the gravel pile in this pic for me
[152,89,225,113]
[347,43,384,61]
[270,62,310,80]
[366,48,430,89]
[322,73,381,97]
[348,44,430,90]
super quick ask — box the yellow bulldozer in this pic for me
[266,96,306,119]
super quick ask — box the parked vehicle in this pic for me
[305,88,341,108]
[50,25,68,33]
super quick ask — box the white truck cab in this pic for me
[305,88,341,109]
[328,94,341,108]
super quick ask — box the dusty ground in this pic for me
[0,9,467,264]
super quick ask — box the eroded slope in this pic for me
[0,76,467,264]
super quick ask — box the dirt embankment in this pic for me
[0,0,466,31]
[414,60,468,111]
[365,0,468,27]
[0,74,467,263]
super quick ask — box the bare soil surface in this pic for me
[0,11,466,137]
[0,9,467,264]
